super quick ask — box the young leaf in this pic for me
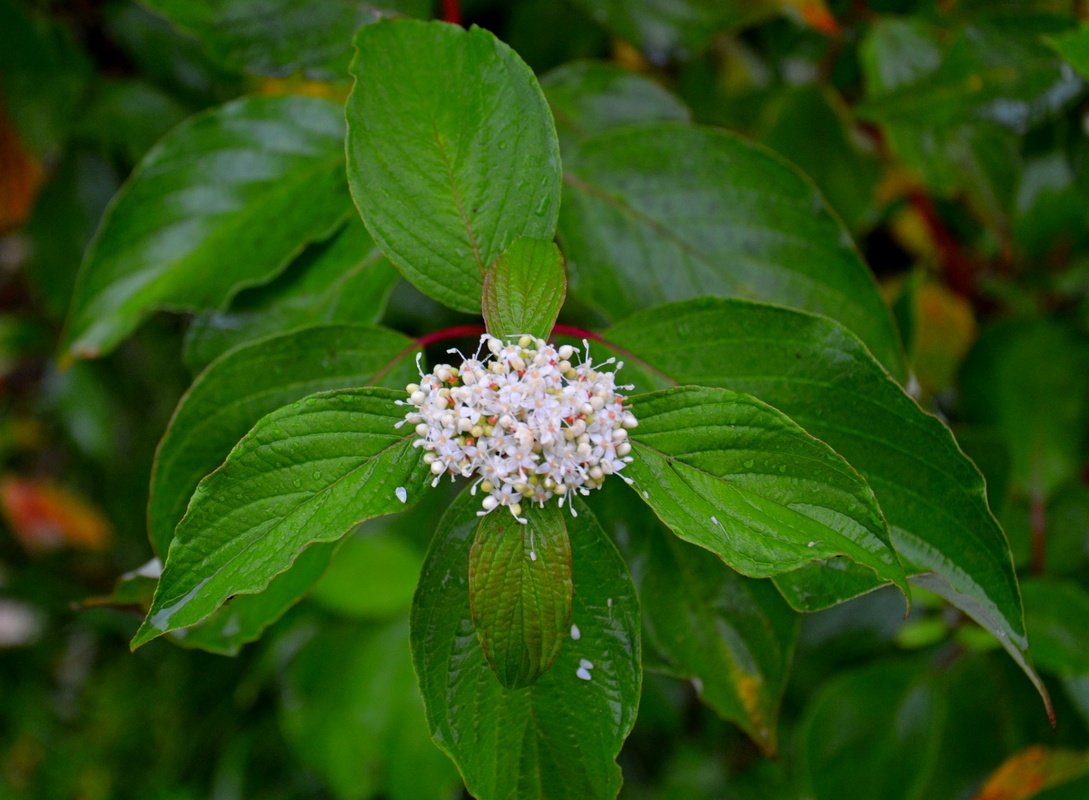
[346,20,562,314]
[140,0,430,81]
[482,238,566,342]
[601,297,1042,704]
[469,503,573,689]
[602,485,797,756]
[182,219,399,371]
[63,95,352,359]
[133,387,427,647]
[412,490,640,800]
[626,386,908,597]
[148,324,417,556]
[540,61,691,155]
[559,123,905,378]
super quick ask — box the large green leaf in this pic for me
[63,95,351,359]
[182,218,399,372]
[540,61,690,156]
[469,503,573,689]
[174,541,338,655]
[141,0,429,81]
[279,617,460,800]
[412,490,640,800]
[626,387,907,595]
[559,123,905,377]
[568,0,775,61]
[606,487,798,755]
[601,297,1040,701]
[482,238,566,342]
[346,20,561,314]
[133,387,428,647]
[148,324,416,556]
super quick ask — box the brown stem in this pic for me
[1030,491,1047,576]
[442,0,461,24]
[908,189,977,299]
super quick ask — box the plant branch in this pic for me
[442,0,461,24]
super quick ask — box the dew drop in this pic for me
[395,486,407,503]
[570,624,581,640]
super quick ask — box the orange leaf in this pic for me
[0,475,113,553]
[975,746,1089,800]
[0,106,44,232]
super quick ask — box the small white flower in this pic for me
[403,334,636,523]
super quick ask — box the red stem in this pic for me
[1030,491,1047,576]
[909,189,976,298]
[414,323,603,349]
[441,0,461,24]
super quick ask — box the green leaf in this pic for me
[346,20,562,314]
[857,21,1083,133]
[133,387,428,647]
[1048,25,1089,80]
[800,659,946,800]
[412,490,640,800]
[63,95,352,359]
[627,386,907,596]
[601,297,1041,702]
[559,123,905,378]
[140,0,429,81]
[482,238,566,342]
[280,617,460,800]
[469,503,573,689]
[182,219,400,372]
[568,0,775,61]
[959,318,1089,499]
[756,85,881,233]
[605,487,797,755]
[148,324,416,556]
[174,541,337,655]
[540,61,690,156]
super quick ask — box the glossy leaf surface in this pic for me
[134,387,427,646]
[482,238,566,342]
[64,95,351,359]
[412,491,640,800]
[540,61,690,155]
[469,504,573,689]
[148,325,416,556]
[559,123,904,376]
[602,298,1036,697]
[346,20,561,314]
[182,219,399,371]
[141,0,429,81]
[627,386,907,594]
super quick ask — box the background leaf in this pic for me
[181,218,399,372]
[540,61,691,156]
[346,19,561,314]
[279,617,461,800]
[412,490,640,800]
[134,387,427,646]
[140,0,430,81]
[559,123,905,377]
[64,95,351,359]
[482,238,566,341]
[469,503,573,689]
[601,298,1039,700]
[148,324,416,556]
[602,483,798,755]
[626,386,907,594]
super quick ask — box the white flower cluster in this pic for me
[399,334,637,523]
